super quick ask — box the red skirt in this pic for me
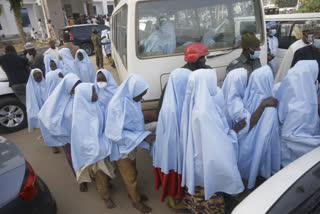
[153,167,184,201]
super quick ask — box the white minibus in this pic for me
[111,0,267,104]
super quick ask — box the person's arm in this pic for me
[318,97,320,117]
[249,97,278,130]
[291,50,301,68]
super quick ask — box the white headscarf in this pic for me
[59,48,78,75]
[180,69,244,200]
[94,69,118,111]
[39,73,80,147]
[74,49,96,83]
[26,69,47,130]
[106,73,151,160]
[71,83,112,172]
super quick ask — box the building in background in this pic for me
[93,0,115,16]
[0,0,111,39]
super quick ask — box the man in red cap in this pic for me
[157,42,211,115]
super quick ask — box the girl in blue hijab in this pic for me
[222,68,251,141]
[106,73,154,213]
[26,69,47,132]
[94,69,118,112]
[152,68,190,205]
[46,69,64,96]
[275,60,320,167]
[71,83,116,208]
[180,69,245,213]
[44,54,54,75]
[75,49,96,83]
[238,66,281,189]
[39,73,81,155]
[59,48,78,75]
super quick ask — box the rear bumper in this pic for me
[1,176,57,214]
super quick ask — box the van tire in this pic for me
[0,96,27,133]
[81,43,94,56]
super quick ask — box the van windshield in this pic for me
[136,0,263,58]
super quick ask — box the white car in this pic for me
[232,147,320,214]
[0,64,27,132]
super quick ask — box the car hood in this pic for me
[0,136,25,175]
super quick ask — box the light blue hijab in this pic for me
[94,69,118,112]
[222,68,251,137]
[26,69,47,131]
[59,48,78,75]
[38,73,80,147]
[180,69,244,200]
[46,69,63,96]
[74,49,96,83]
[238,65,281,189]
[44,54,54,75]
[153,68,191,175]
[275,60,320,167]
[71,83,112,171]
[106,73,151,161]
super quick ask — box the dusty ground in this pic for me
[3,128,173,214]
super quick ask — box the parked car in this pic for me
[0,66,27,133]
[59,24,109,56]
[265,13,320,72]
[0,136,57,214]
[232,146,320,213]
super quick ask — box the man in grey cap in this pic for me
[275,21,315,83]
[226,32,262,76]
[25,42,45,75]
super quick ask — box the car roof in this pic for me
[232,147,320,214]
[63,24,98,29]
[266,13,320,21]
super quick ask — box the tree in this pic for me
[297,0,320,12]
[7,0,25,44]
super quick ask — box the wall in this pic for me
[44,0,65,38]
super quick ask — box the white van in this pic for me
[111,0,267,103]
[265,13,320,72]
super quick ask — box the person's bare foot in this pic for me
[79,182,88,192]
[52,147,60,153]
[132,202,152,213]
[104,199,116,209]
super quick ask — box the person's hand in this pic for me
[233,118,247,133]
[144,134,156,145]
[267,53,275,62]
[262,97,278,108]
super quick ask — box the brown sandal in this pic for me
[132,202,152,213]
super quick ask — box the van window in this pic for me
[136,0,263,58]
[112,5,128,68]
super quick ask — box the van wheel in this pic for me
[81,43,94,56]
[0,96,27,133]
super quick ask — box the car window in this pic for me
[112,4,128,68]
[291,23,304,40]
[267,161,320,214]
[278,23,292,39]
[71,26,92,40]
[136,0,263,58]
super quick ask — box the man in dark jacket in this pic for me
[0,45,30,105]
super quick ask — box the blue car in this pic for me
[0,136,57,214]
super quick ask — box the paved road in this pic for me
[3,128,173,214]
